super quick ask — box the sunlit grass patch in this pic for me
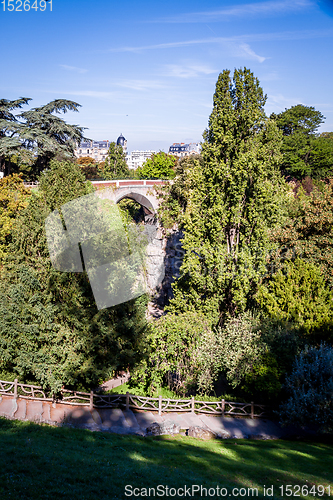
[0,418,332,499]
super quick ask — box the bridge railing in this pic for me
[0,379,272,418]
[23,179,168,189]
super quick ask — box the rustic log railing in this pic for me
[0,379,271,418]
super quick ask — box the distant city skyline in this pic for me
[1,0,333,152]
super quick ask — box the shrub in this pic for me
[279,344,333,431]
[215,313,282,398]
[256,258,333,339]
[129,312,214,396]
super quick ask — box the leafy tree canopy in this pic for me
[279,344,333,431]
[272,104,325,136]
[270,180,333,288]
[0,98,87,180]
[157,154,203,229]
[0,173,31,262]
[0,160,148,393]
[98,142,131,180]
[136,151,177,179]
[76,156,100,180]
[271,105,333,179]
[130,311,214,396]
[256,258,333,339]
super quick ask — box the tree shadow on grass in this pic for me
[0,418,332,499]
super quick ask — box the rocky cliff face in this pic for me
[145,223,184,318]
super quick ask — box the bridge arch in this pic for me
[91,179,166,214]
[114,192,155,214]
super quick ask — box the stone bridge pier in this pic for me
[92,180,183,315]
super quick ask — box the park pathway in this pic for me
[0,394,296,439]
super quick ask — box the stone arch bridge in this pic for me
[91,179,166,221]
[92,179,180,312]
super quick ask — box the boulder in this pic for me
[188,426,217,440]
[146,419,181,436]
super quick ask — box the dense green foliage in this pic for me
[152,69,333,402]
[0,98,87,180]
[0,160,148,393]
[270,181,333,288]
[0,173,31,261]
[272,104,333,179]
[136,151,177,179]
[130,311,214,395]
[215,314,276,393]
[279,344,333,430]
[257,259,333,339]
[130,310,299,400]
[165,68,286,323]
[0,98,31,176]
[157,154,203,229]
[273,104,325,136]
[76,156,100,180]
[98,142,131,179]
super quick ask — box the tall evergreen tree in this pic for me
[99,142,130,179]
[0,98,87,179]
[0,98,31,174]
[167,68,286,324]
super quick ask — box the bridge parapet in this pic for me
[91,179,166,189]
[92,179,168,214]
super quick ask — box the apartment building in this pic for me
[75,140,110,162]
[168,142,201,157]
[126,150,157,170]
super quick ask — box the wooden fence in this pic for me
[0,379,271,418]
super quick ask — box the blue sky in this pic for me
[1,0,333,152]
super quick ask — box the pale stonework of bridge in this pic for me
[91,180,175,309]
[91,179,166,216]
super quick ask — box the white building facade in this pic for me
[75,134,128,163]
[168,142,201,158]
[126,150,157,170]
[75,140,110,162]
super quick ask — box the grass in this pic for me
[0,418,332,499]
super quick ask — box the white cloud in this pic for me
[154,0,314,23]
[237,43,267,63]
[59,65,88,74]
[163,63,218,78]
[108,28,333,53]
[266,93,304,110]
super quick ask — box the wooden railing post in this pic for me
[158,395,162,416]
[126,392,129,411]
[14,379,18,399]
[191,396,195,414]
[221,399,225,417]
[251,401,254,419]
[90,391,94,411]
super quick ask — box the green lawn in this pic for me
[0,418,332,499]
